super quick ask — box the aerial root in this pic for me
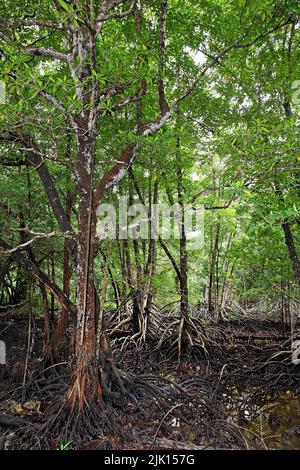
[106,295,211,360]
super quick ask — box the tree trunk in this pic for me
[177,136,189,318]
[282,221,300,289]
[208,222,220,313]
[66,108,99,409]
[50,154,76,360]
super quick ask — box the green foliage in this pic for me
[0,0,299,311]
[56,440,74,451]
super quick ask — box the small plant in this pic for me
[56,440,74,450]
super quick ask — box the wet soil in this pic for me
[1,310,300,450]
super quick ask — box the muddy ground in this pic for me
[1,309,300,450]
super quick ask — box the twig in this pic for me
[150,403,183,449]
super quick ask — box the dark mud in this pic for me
[1,310,300,450]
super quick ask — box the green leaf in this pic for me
[58,0,71,12]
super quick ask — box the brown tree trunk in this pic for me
[208,222,220,313]
[12,211,29,304]
[145,177,158,317]
[50,151,76,360]
[280,97,300,289]
[177,136,189,319]
[66,106,99,409]
[282,221,300,290]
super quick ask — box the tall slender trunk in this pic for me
[12,213,29,304]
[274,173,300,291]
[280,94,300,289]
[0,257,12,296]
[282,221,300,290]
[208,222,220,313]
[145,176,158,317]
[51,147,76,360]
[177,155,188,317]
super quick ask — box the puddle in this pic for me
[244,394,300,449]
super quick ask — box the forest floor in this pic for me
[1,308,300,450]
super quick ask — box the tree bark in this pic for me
[282,221,300,290]
[176,135,189,319]
[65,25,101,410]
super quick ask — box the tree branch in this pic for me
[0,231,73,254]
[177,17,299,104]
[159,237,181,282]
[40,90,68,113]
[97,0,136,24]
[25,46,69,61]
[1,19,64,30]
[0,133,74,236]
[0,237,76,314]
[107,80,147,113]
[94,142,138,205]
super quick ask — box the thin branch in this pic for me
[159,237,181,282]
[141,108,172,136]
[97,0,136,23]
[25,46,69,61]
[177,17,299,105]
[94,143,138,204]
[40,90,68,114]
[205,197,236,211]
[109,80,147,112]
[1,19,64,30]
[0,231,73,254]
[99,2,136,22]
[0,237,76,314]
[99,81,131,99]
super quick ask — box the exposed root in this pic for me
[106,294,212,359]
[2,307,300,450]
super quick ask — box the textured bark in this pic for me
[94,143,137,205]
[281,99,300,290]
[208,222,220,313]
[282,221,300,290]
[176,135,189,319]
[65,25,101,409]
[0,0,191,414]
